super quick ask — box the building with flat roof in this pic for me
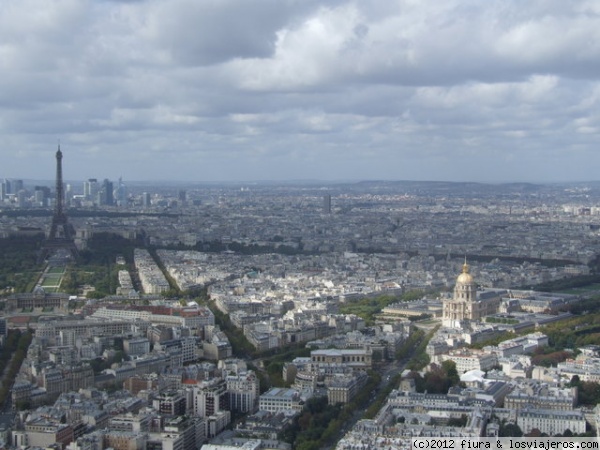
[226,371,260,414]
[441,349,498,374]
[258,388,304,413]
[310,348,372,368]
[326,371,368,405]
[516,407,586,435]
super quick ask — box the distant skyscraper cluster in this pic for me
[1,178,25,204]
[1,178,55,208]
[0,153,131,209]
[1,145,195,210]
[80,177,122,206]
[78,176,133,207]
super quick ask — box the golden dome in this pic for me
[456,261,475,284]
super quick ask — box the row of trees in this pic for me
[80,233,143,297]
[0,329,33,408]
[280,396,342,450]
[263,347,312,389]
[404,326,439,371]
[0,234,44,293]
[530,348,572,367]
[207,301,256,358]
[61,232,145,298]
[528,274,600,293]
[192,239,304,256]
[208,298,318,393]
[405,360,461,394]
[280,371,381,450]
[542,311,600,350]
[568,375,600,407]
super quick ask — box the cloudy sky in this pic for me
[2,0,600,183]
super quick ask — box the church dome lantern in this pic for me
[456,261,475,285]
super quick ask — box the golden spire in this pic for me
[456,256,474,284]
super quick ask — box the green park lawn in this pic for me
[41,275,62,287]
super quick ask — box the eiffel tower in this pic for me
[38,145,79,262]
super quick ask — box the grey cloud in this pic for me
[141,0,335,66]
[226,1,600,90]
[1,0,600,183]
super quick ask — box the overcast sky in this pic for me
[2,0,600,183]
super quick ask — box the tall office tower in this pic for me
[2,179,11,195]
[16,190,27,208]
[226,371,259,413]
[65,183,72,206]
[192,378,228,418]
[13,179,24,193]
[100,179,114,206]
[34,189,46,207]
[178,189,187,205]
[83,178,98,201]
[142,192,151,207]
[0,181,6,200]
[323,194,332,214]
[38,145,79,262]
[34,186,51,207]
[116,177,127,206]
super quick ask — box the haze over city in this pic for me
[2,0,600,183]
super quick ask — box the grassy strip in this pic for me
[339,290,425,325]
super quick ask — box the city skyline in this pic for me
[2,1,600,183]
